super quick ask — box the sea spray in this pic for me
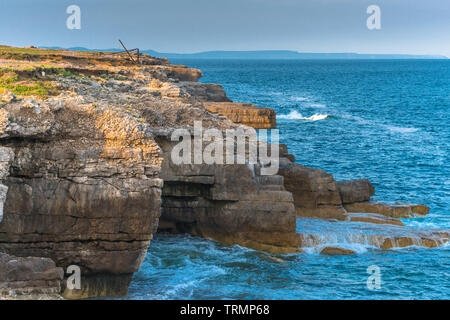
[278,110,329,121]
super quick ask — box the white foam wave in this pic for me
[302,242,372,254]
[404,219,450,229]
[305,114,329,121]
[278,110,329,121]
[290,96,309,102]
[307,103,327,108]
[339,112,420,134]
[300,231,377,254]
[386,125,419,133]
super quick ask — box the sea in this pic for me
[124,59,450,300]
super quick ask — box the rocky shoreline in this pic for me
[0,45,448,299]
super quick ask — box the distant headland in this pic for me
[42,47,448,60]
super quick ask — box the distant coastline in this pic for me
[42,47,448,60]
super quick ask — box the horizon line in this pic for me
[3,44,447,59]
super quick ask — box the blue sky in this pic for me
[0,0,449,56]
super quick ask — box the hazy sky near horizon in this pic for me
[0,0,449,56]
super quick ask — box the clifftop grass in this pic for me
[0,68,58,99]
[0,44,168,101]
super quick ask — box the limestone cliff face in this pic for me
[0,45,283,298]
[276,145,347,220]
[0,96,163,298]
[203,102,277,129]
[1,252,64,299]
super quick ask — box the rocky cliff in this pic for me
[0,45,294,298]
[0,45,448,299]
[203,102,277,129]
[0,51,166,297]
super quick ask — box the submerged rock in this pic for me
[297,217,449,252]
[379,235,446,250]
[320,247,356,255]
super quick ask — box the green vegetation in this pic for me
[114,75,130,81]
[0,45,49,55]
[0,70,18,84]
[0,45,134,99]
[0,68,57,98]
[11,83,52,97]
[51,68,80,78]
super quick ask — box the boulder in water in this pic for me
[320,246,356,255]
[337,179,374,204]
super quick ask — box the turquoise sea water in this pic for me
[126,59,450,300]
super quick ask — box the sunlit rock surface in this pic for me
[203,102,277,129]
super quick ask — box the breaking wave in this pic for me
[278,110,329,121]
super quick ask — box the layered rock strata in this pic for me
[0,96,164,298]
[276,146,347,219]
[0,253,64,300]
[156,134,300,254]
[343,202,430,218]
[203,102,277,129]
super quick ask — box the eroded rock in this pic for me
[337,179,374,204]
[348,213,404,226]
[203,102,277,129]
[0,96,164,298]
[320,247,356,255]
[344,201,430,218]
[278,157,347,220]
[157,136,300,254]
[0,252,64,300]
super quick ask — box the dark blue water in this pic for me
[126,60,450,300]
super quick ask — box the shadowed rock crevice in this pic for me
[156,135,300,254]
